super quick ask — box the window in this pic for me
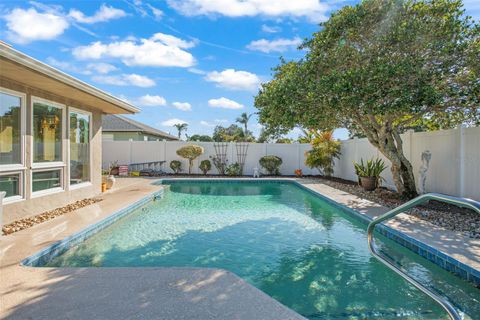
[32,100,63,163]
[1,88,25,201]
[69,110,90,185]
[32,170,62,193]
[0,173,21,198]
[0,92,22,165]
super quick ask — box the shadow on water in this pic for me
[44,216,478,319]
[30,181,480,319]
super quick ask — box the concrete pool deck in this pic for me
[1,177,479,319]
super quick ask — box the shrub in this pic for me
[304,131,341,177]
[259,156,282,175]
[170,160,182,174]
[176,145,204,174]
[199,159,212,175]
[225,163,241,176]
[210,156,227,175]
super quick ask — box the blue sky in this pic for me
[1,1,478,140]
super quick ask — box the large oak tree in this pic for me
[255,0,479,198]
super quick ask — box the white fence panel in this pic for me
[103,126,480,200]
[462,126,480,200]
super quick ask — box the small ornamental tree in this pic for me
[259,156,283,175]
[199,159,212,175]
[255,0,479,198]
[176,145,204,174]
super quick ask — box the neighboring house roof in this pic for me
[0,41,139,114]
[103,115,179,140]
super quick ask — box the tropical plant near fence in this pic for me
[304,131,341,177]
[353,158,388,191]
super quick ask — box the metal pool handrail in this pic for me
[367,192,480,320]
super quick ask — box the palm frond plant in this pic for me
[353,158,387,191]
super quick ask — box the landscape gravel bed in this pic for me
[309,176,480,239]
[2,198,103,235]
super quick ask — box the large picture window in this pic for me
[33,101,63,163]
[0,92,21,165]
[70,110,90,185]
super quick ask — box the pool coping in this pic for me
[20,177,480,289]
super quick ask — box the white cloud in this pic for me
[246,37,302,53]
[46,58,117,75]
[208,97,244,110]
[167,0,329,22]
[146,4,164,19]
[92,74,156,87]
[172,102,192,111]
[72,33,196,68]
[188,67,207,75]
[261,24,281,33]
[46,57,90,75]
[138,94,167,106]
[200,120,214,127]
[69,5,126,24]
[204,69,260,91]
[161,118,188,126]
[200,119,228,127]
[86,62,117,74]
[4,8,69,43]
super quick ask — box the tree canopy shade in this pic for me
[255,0,479,198]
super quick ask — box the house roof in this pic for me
[103,115,179,140]
[0,41,140,114]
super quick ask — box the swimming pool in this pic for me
[40,180,479,319]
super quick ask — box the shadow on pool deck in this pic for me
[3,266,304,320]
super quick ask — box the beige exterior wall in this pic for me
[1,77,103,224]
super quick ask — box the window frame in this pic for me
[0,171,24,203]
[0,87,26,202]
[30,96,66,196]
[68,107,93,190]
[31,167,64,198]
[30,96,66,169]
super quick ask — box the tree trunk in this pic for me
[363,125,418,199]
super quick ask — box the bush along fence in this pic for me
[102,126,480,200]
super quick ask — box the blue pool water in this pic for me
[45,181,480,319]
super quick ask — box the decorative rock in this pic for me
[2,198,102,236]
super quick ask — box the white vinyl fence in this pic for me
[103,126,480,200]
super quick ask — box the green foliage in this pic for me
[210,156,227,175]
[174,123,188,140]
[254,0,479,198]
[275,137,293,144]
[188,134,213,142]
[170,160,182,174]
[225,163,242,176]
[199,159,212,175]
[259,155,283,175]
[176,145,204,174]
[305,131,341,177]
[353,158,387,178]
[236,112,253,140]
[213,124,255,142]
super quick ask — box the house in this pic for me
[0,42,139,221]
[102,114,178,141]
